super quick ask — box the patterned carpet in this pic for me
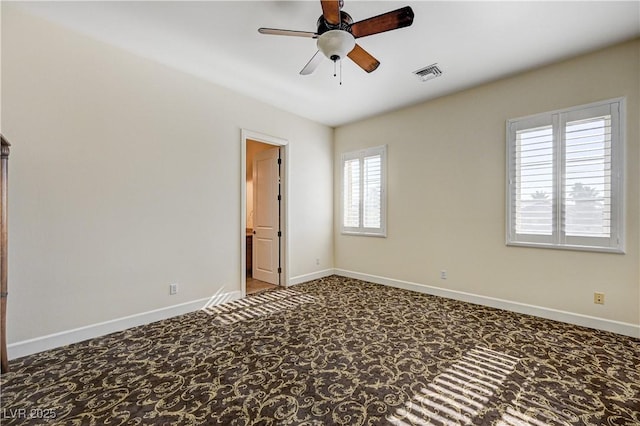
[1,275,639,425]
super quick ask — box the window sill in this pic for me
[341,231,387,238]
[506,241,624,254]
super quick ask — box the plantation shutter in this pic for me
[507,98,623,252]
[562,102,619,248]
[508,114,555,244]
[341,146,387,236]
[363,153,382,228]
[513,124,554,238]
[343,157,360,228]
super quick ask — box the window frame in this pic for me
[506,98,625,253]
[340,145,387,237]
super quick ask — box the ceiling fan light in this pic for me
[317,30,355,61]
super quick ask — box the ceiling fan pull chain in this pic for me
[333,60,337,78]
[340,59,343,85]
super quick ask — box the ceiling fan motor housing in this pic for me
[316,11,353,35]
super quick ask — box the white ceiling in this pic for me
[14,1,640,127]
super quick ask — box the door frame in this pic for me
[241,129,289,297]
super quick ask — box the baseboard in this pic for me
[8,290,242,359]
[288,269,335,286]
[9,270,637,359]
[335,269,639,339]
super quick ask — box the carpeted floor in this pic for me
[1,275,639,425]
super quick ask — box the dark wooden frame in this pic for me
[1,134,10,373]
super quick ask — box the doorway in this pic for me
[241,130,288,297]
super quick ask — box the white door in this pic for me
[252,147,280,285]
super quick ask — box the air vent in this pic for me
[413,63,443,82]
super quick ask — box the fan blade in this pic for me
[300,51,324,75]
[258,28,317,38]
[350,6,414,38]
[347,44,380,73]
[321,0,341,25]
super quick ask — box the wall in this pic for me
[1,5,333,349]
[334,39,640,335]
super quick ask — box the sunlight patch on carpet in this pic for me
[495,368,579,426]
[497,407,554,426]
[388,346,521,425]
[201,289,316,324]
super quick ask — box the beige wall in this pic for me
[1,5,333,343]
[334,39,639,327]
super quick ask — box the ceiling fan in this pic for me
[258,0,414,78]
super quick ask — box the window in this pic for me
[341,145,387,236]
[506,98,625,253]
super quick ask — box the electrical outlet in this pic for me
[316,258,320,266]
[169,283,178,295]
[594,292,604,305]
[440,270,447,280]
